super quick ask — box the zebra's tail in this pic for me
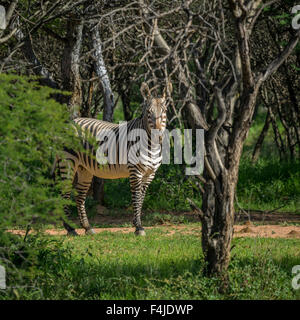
[50,156,59,180]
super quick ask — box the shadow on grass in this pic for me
[1,232,299,299]
[33,235,300,300]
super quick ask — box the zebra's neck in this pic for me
[141,113,163,147]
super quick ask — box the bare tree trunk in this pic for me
[92,25,115,121]
[252,110,271,163]
[201,88,259,276]
[91,24,115,204]
[0,2,19,43]
[61,17,83,117]
[201,171,236,276]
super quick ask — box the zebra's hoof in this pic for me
[67,230,79,236]
[86,228,96,235]
[135,229,146,236]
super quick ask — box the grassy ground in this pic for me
[0,227,299,300]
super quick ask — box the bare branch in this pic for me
[260,29,300,83]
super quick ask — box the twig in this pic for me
[23,224,31,242]
[187,198,204,219]
[234,194,251,222]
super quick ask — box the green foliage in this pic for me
[1,230,299,300]
[0,74,75,229]
[103,162,200,212]
[274,12,290,26]
[146,164,199,211]
[237,158,300,212]
[143,212,190,225]
[101,157,299,215]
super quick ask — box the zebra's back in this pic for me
[70,117,131,179]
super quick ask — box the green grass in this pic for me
[236,107,300,213]
[1,229,299,300]
[237,158,300,213]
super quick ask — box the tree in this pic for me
[137,0,300,275]
[199,0,299,275]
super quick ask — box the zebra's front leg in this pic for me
[129,172,146,236]
[136,173,155,235]
[75,167,95,235]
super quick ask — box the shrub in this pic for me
[0,74,75,231]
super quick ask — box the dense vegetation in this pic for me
[0,74,76,230]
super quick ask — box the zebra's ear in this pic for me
[140,82,151,100]
[162,81,173,99]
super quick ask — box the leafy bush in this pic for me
[0,73,76,231]
[0,73,81,298]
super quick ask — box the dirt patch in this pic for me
[238,226,255,233]
[235,211,300,224]
[234,225,300,239]
[287,230,300,237]
[8,224,300,239]
[87,210,300,226]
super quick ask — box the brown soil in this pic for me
[8,224,300,239]
[68,209,300,227]
[287,230,300,237]
[238,226,255,233]
[235,211,300,224]
[7,210,300,239]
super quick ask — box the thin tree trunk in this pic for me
[121,90,133,121]
[91,24,115,204]
[272,84,296,161]
[61,17,83,116]
[252,111,271,163]
[261,88,286,160]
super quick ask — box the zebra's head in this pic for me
[140,82,172,133]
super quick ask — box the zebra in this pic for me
[56,82,172,236]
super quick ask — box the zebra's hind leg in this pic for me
[75,166,95,235]
[63,219,78,236]
[58,157,79,236]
